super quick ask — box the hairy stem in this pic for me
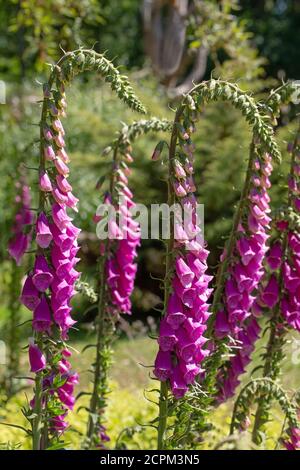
[86,248,108,443]
[86,144,119,445]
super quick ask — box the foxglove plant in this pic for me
[251,124,300,446]
[152,79,281,450]
[21,83,80,449]
[214,151,273,402]
[85,118,171,448]
[86,147,141,448]
[8,178,33,265]
[153,148,212,400]
[6,174,33,395]
[18,49,145,450]
[231,377,299,450]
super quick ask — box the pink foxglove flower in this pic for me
[8,179,33,265]
[216,153,273,402]
[36,213,53,248]
[98,165,141,315]
[29,340,46,373]
[39,171,53,192]
[33,295,52,332]
[154,147,212,398]
[27,105,81,436]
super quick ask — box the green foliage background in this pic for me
[0,0,300,450]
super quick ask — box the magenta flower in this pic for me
[175,257,195,288]
[100,177,141,316]
[154,350,172,381]
[260,275,279,308]
[282,427,300,450]
[266,241,282,270]
[29,340,46,373]
[154,153,213,398]
[52,203,73,231]
[8,180,33,265]
[216,153,273,401]
[33,295,52,332]
[44,145,56,161]
[32,255,53,292]
[20,275,41,311]
[36,213,53,248]
[39,171,53,192]
[8,233,29,266]
[28,87,81,438]
[54,158,69,176]
[169,366,188,399]
[56,175,72,193]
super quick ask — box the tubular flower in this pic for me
[154,129,212,398]
[216,153,273,402]
[8,178,33,265]
[99,164,141,316]
[282,426,300,451]
[89,148,140,448]
[21,84,80,438]
[257,141,300,334]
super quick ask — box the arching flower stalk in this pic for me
[231,378,299,450]
[19,49,145,450]
[6,173,33,395]
[252,123,300,446]
[86,143,141,448]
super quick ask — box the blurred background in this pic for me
[0,0,300,449]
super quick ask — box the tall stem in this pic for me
[31,83,52,450]
[86,247,108,441]
[86,144,118,444]
[157,107,182,450]
[252,123,300,444]
[32,360,43,450]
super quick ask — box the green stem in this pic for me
[157,381,169,450]
[32,336,43,450]
[86,143,119,445]
[86,250,108,443]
